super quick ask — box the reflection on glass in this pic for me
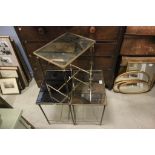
[118,81,150,94]
[72,70,106,105]
[34,33,95,68]
[127,62,155,86]
[115,71,150,83]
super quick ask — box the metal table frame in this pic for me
[34,33,107,125]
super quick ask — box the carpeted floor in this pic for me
[1,78,155,129]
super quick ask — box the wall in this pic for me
[0,26,33,76]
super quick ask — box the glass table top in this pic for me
[33,33,95,69]
[36,70,72,105]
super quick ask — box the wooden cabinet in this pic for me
[121,36,155,56]
[126,26,155,36]
[17,26,66,41]
[121,26,155,56]
[15,26,125,89]
[89,26,120,40]
[94,43,117,56]
[120,26,155,78]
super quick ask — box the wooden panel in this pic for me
[126,26,155,35]
[16,26,90,42]
[16,26,67,41]
[102,70,114,89]
[23,42,47,58]
[121,56,155,66]
[121,37,155,55]
[94,43,117,56]
[71,57,91,69]
[33,72,44,87]
[82,43,117,57]
[33,67,43,79]
[17,26,120,42]
[94,57,114,69]
[89,26,120,40]
[70,26,120,40]
[72,56,114,69]
[39,59,59,71]
[68,26,90,37]
[34,78,42,87]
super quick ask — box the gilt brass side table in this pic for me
[33,32,106,125]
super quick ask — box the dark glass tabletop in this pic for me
[36,70,72,105]
[36,70,106,105]
[33,33,95,69]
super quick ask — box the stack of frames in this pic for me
[113,62,155,94]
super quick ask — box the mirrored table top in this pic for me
[33,33,95,69]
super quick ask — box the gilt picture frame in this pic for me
[0,78,20,95]
[0,66,18,78]
[0,36,29,87]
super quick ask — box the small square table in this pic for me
[34,33,106,125]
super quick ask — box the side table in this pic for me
[34,33,107,125]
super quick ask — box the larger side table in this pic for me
[34,33,106,125]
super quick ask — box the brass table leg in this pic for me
[72,105,76,125]
[69,105,76,125]
[39,105,51,125]
[100,105,106,125]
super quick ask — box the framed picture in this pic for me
[0,67,18,78]
[0,37,15,66]
[0,40,12,55]
[127,62,155,82]
[0,78,20,95]
[0,66,25,90]
[0,36,29,87]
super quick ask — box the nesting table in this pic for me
[34,33,107,125]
